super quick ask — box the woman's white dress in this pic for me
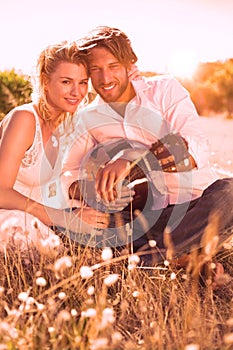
[0,103,72,252]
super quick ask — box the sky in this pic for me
[1,0,233,78]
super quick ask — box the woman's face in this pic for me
[45,61,88,117]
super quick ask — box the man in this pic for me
[63,26,233,265]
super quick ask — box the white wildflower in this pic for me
[56,310,71,322]
[48,234,60,247]
[58,292,66,300]
[26,297,35,305]
[170,272,176,280]
[36,277,47,287]
[101,307,115,327]
[101,247,113,261]
[81,308,97,318]
[23,304,31,312]
[71,308,78,317]
[132,291,140,298]
[128,254,140,265]
[103,274,119,286]
[18,292,29,302]
[210,262,216,269]
[80,266,93,279]
[40,235,60,249]
[37,303,44,311]
[54,256,72,272]
[87,285,95,295]
[48,327,55,333]
[149,240,157,247]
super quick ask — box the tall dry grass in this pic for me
[0,212,233,350]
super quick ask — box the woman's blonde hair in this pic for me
[32,41,88,126]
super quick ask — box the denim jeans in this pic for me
[131,177,233,263]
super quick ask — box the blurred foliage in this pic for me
[179,58,233,118]
[0,69,32,121]
[142,58,233,118]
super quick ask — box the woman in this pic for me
[0,41,111,252]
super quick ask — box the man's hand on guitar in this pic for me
[149,133,197,172]
[96,158,131,202]
[71,133,196,213]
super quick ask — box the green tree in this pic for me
[181,60,233,116]
[212,59,233,118]
[0,69,32,120]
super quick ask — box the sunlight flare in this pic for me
[168,50,198,78]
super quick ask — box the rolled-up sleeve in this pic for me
[157,77,211,169]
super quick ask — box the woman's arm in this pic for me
[0,110,108,231]
[0,110,54,225]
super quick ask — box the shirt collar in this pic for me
[130,78,149,93]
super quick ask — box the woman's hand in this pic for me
[98,184,135,212]
[128,64,142,81]
[70,207,109,234]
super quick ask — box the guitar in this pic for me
[77,133,195,213]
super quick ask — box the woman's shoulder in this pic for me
[9,103,36,118]
[2,103,37,128]
[0,103,42,167]
[0,103,38,146]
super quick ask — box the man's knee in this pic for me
[204,178,233,198]
[217,178,233,201]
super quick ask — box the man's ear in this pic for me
[126,64,131,72]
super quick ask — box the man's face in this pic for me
[87,47,132,103]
